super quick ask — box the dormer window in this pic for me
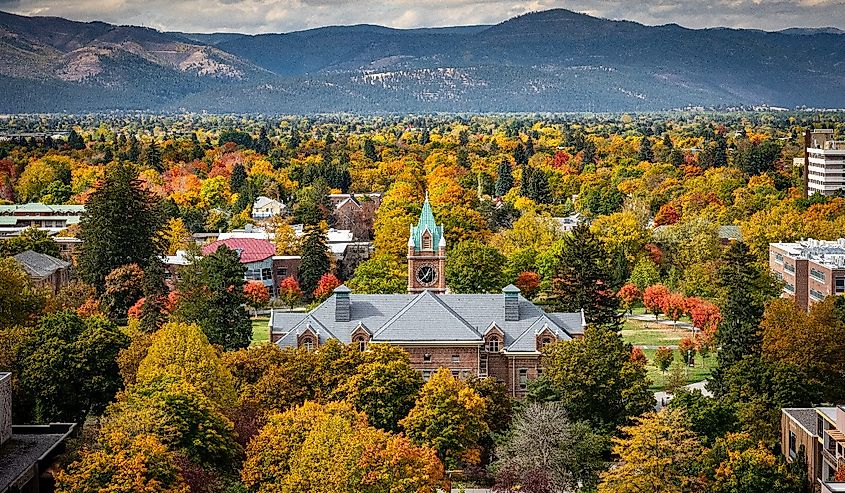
[541,337,553,348]
[487,336,500,353]
[302,337,314,351]
[354,335,367,352]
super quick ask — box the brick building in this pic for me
[270,196,585,397]
[769,238,845,311]
[782,406,845,492]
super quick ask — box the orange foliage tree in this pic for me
[314,273,342,302]
[617,283,641,314]
[643,284,670,320]
[278,277,302,309]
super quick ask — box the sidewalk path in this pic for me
[627,314,695,331]
[654,380,713,411]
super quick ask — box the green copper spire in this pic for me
[411,192,443,251]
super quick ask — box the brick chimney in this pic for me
[0,372,11,446]
[334,284,351,322]
[503,284,521,321]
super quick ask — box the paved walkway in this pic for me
[654,380,712,411]
[627,314,695,331]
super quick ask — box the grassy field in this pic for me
[621,317,714,392]
[251,317,270,345]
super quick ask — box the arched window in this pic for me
[541,337,553,348]
[487,336,500,352]
[355,336,367,352]
[302,337,314,351]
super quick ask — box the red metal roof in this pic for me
[202,238,275,264]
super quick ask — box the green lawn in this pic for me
[251,317,270,345]
[621,317,714,391]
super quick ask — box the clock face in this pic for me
[416,265,437,286]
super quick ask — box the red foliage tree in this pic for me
[653,203,680,226]
[642,284,670,320]
[244,281,270,314]
[617,283,641,314]
[631,347,647,366]
[514,272,541,298]
[678,337,697,365]
[664,292,687,325]
[684,297,721,337]
[313,273,341,302]
[278,276,303,308]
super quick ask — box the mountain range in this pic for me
[1,9,844,113]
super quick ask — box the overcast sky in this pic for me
[2,0,844,33]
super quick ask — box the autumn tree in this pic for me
[278,276,303,308]
[617,283,641,314]
[55,433,189,493]
[338,345,423,432]
[347,255,408,294]
[313,273,341,302]
[708,432,802,493]
[136,322,236,408]
[400,367,488,469]
[629,257,660,291]
[172,246,251,350]
[446,240,507,293]
[244,281,270,315]
[654,346,674,380]
[101,376,241,472]
[537,327,653,433]
[643,284,670,320]
[598,409,707,493]
[514,271,541,298]
[78,162,163,290]
[103,263,145,323]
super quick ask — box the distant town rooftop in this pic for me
[771,238,845,269]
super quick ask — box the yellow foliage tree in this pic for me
[136,322,236,407]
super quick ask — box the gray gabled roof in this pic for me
[271,289,585,353]
[373,290,481,342]
[12,250,69,279]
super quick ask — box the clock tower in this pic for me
[407,194,446,293]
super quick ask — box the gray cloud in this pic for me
[4,0,845,33]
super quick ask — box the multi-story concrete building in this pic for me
[270,197,586,397]
[782,406,845,492]
[805,129,845,197]
[0,372,75,493]
[769,238,845,311]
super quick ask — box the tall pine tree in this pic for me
[299,225,330,300]
[637,136,653,162]
[77,163,162,290]
[544,223,620,328]
[710,242,778,393]
[140,255,168,333]
[495,160,513,197]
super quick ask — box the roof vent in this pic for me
[503,284,520,321]
[334,284,351,322]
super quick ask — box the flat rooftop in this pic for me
[771,239,845,269]
[0,424,74,493]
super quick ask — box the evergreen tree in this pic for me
[524,135,535,157]
[420,129,430,145]
[128,134,140,163]
[520,165,532,197]
[637,136,653,162]
[363,138,379,161]
[513,143,528,166]
[494,159,514,197]
[67,129,85,150]
[710,242,778,394]
[230,163,247,193]
[102,146,113,163]
[77,163,163,290]
[699,133,728,169]
[528,168,551,204]
[255,126,272,154]
[173,246,251,350]
[544,223,620,328]
[458,129,469,146]
[140,255,168,333]
[190,132,204,160]
[143,139,162,171]
[298,225,331,300]
[288,128,301,151]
